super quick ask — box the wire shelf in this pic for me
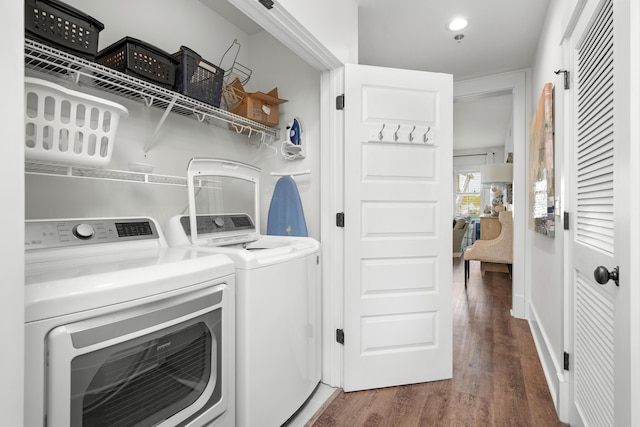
[24,39,278,141]
[25,161,188,187]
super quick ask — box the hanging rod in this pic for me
[270,169,311,177]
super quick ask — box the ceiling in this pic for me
[354,0,550,81]
[454,93,513,151]
[354,0,550,151]
[206,0,551,151]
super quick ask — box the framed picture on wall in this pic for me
[528,82,555,237]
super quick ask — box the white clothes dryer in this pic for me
[165,158,321,427]
[24,217,236,427]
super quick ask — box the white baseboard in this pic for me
[528,303,568,421]
[512,292,526,318]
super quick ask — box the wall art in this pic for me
[528,83,555,237]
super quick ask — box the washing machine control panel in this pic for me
[25,218,159,250]
[180,214,255,235]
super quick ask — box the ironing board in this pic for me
[267,175,308,237]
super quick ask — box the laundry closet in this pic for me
[24,0,322,239]
[22,1,328,426]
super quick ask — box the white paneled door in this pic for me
[567,0,632,425]
[343,63,453,392]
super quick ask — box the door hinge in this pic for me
[258,0,274,10]
[564,352,570,370]
[564,211,570,230]
[336,212,345,227]
[336,329,344,345]
[336,94,345,110]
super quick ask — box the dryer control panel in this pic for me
[25,218,160,250]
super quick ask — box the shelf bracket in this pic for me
[144,95,178,152]
[141,93,155,107]
[69,70,81,85]
[194,111,207,123]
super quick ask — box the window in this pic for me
[455,171,482,216]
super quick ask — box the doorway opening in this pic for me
[453,70,528,319]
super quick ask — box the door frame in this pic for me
[454,70,530,319]
[228,0,346,387]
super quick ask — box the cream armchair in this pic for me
[463,211,513,288]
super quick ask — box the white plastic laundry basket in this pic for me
[24,77,128,167]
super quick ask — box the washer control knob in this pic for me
[214,217,225,228]
[73,223,95,240]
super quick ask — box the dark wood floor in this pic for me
[308,257,566,426]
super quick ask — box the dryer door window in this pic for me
[73,321,214,426]
[45,286,227,427]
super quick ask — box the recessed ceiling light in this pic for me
[448,17,468,31]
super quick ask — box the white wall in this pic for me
[277,0,358,64]
[247,31,321,238]
[74,0,252,66]
[0,3,24,424]
[26,0,321,239]
[528,0,566,410]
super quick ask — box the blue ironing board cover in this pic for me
[267,176,308,237]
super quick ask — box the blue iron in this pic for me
[286,118,302,149]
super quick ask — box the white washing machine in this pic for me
[165,158,321,427]
[24,217,236,427]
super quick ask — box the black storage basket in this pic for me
[96,37,177,89]
[173,46,224,108]
[25,0,104,60]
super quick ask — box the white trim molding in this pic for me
[319,68,345,387]
[528,303,569,423]
[228,0,343,71]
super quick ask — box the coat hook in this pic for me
[393,125,401,141]
[408,125,416,142]
[378,124,386,140]
[423,126,431,143]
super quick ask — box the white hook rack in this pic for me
[368,123,435,145]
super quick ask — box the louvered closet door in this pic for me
[569,0,631,425]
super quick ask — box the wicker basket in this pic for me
[24,77,128,167]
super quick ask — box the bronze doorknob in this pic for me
[594,265,619,287]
